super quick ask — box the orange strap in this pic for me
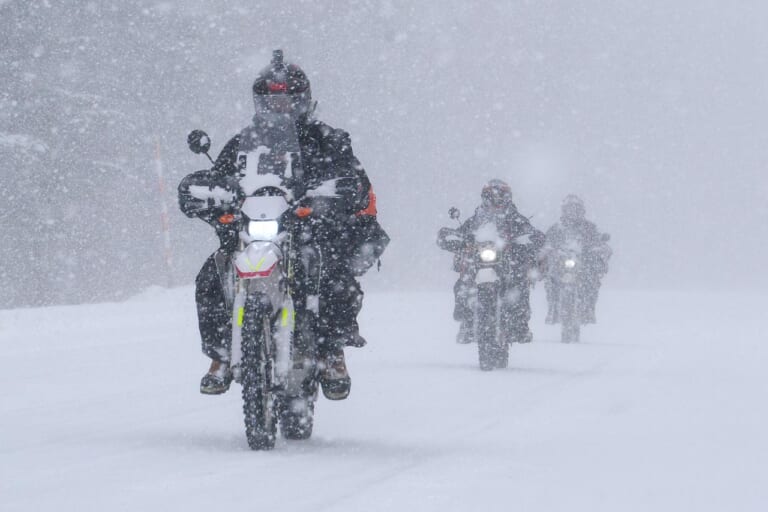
[295,206,313,218]
[218,213,235,224]
[355,188,377,217]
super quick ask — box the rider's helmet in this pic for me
[252,49,312,122]
[481,179,513,211]
[561,194,586,222]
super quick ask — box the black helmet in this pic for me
[561,194,586,221]
[252,50,312,121]
[481,179,513,210]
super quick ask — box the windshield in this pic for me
[241,193,290,222]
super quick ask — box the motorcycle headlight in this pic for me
[247,220,279,240]
[479,248,498,262]
[564,258,576,269]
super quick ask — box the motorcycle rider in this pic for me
[178,50,388,400]
[542,194,611,324]
[438,179,544,345]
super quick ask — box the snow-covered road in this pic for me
[1,287,765,511]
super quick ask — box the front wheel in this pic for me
[476,285,508,370]
[559,286,580,344]
[241,295,277,450]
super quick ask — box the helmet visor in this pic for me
[253,90,311,118]
[562,201,585,219]
[482,186,512,209]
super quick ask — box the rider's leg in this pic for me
[316,271,360,400]
[454,276,476,343]
[582,277,600,323]
[505,282,533,343]
[195,253,233,394]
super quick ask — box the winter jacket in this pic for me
[543,218,611,275]
[178,117,388,271]
[439,204,545,276]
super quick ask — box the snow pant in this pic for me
[454,274,532,343]
[582,276,600,317]
[194,250,363,363]
[195,253,232,363]
[453,274,474,322]
[314,270,363,357]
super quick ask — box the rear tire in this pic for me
[283,296,319,440]
[494,341,509,369]
[562,322,580,344]
[241,295,277,450]
[279,397,314,440]
[477,286,505,370]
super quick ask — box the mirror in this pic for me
[187,129,211,155]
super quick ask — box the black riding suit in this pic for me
[439,204,544,343]
[542,217,609,323]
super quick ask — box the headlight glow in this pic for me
[480,248,498,262]
[564,258,576,269]
[247,220,279,240]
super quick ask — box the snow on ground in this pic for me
[1,286,766,511]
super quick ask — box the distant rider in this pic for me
[542,194,611,323]
[438,179,544,344]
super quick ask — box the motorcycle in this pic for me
[547,233,610,343]
[438,208,537,371]
[186,130,320,450]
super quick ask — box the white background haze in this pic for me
[2,1,767,305]
[1,2,767,510]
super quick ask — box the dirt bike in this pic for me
[186,130,320,450]
[547,233,610,344]
[438,208,536,371]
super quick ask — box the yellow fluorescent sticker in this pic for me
[246,256,266,271]
[237,307,244,327]
[281,307,289,327]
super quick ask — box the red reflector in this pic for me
[268,82,288,93]
[236,262,277,279]
[295,206,313,218]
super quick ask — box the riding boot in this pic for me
[200,359,233,395]
[319,347,351,400]
[456,320,474,344]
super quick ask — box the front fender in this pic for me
[476,267,501,285]
[235,241,281,278]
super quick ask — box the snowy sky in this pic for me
[3,1,768,306]
[2,4,767,507]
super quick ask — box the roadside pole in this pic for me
[155,141,174,287]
